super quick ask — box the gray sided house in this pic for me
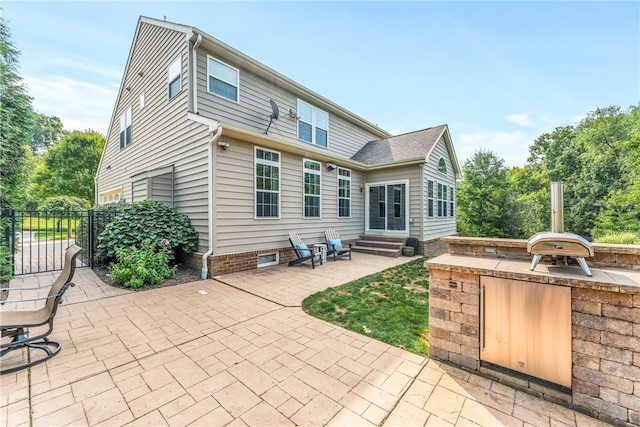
[95,16,461,277]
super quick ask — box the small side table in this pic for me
[313,243,327,263]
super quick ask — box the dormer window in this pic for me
[208,56,239,102]
[168,55,181,99]
[297,99,328,147]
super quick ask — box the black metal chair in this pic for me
[1,245,83,375]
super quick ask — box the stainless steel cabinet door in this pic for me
[480,276,572,388]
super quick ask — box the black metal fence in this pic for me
[1,209,118,275]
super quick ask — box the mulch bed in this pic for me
[92,263,202,291]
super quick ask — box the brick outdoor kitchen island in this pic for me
[426,236,640,427]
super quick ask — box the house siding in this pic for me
[423,136,457,241]
[212,136,365,255]
[195,48,382,160]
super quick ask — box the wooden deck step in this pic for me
[351,238,405,257]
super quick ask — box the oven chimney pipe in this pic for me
[550,182,564,234]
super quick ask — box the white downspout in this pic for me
[201,124,223,279]
[192,34,202,114]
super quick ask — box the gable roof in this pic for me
[350,124,461,177]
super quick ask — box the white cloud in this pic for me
[505,114,533,127]
[24,75,117,135]
[457,130,535,168]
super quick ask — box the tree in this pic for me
[456,150,522,238]
[0,16,33,209]
[28,130,105,204]
[30,112,66,154]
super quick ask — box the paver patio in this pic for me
[1,254,610,426]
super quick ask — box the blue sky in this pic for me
[2,1,638,167]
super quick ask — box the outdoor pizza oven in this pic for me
[527,182,594,276]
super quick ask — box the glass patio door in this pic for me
[366,182,407,232]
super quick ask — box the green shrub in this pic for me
[108,239,176,290]
[97,199,198,261]
[76,202,127,266]
[38,195,90,211]
[0,244,13,283]
[594,232,640,245]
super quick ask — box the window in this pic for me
[303,159,321,218]
[257,252,279,268]
[427,180,434,218]
[378,189,385,218]
[393,185,402,218]
[100,188,122,205]
[208,56,239,102]
[438,158,447,174]
[450,186,455,217]
[437,183,448,217]
[337,167,351,218]
[255,148,280,218]
[168,55,181,99]
[119,106,132,149]
[297,99,328,147]
[139,92,145,109]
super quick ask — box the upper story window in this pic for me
[208,56,239,102]
[438,158,447,174]
[303,159,321,218]
[337,167,351,218]
[119,106,132,149]
[168,55,182,99]
[255,147,280,218]
[297,99,328,147]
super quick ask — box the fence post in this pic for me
[88,209,95,268]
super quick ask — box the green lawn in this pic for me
[302,257,430,356]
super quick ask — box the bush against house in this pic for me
[97,199,198,262]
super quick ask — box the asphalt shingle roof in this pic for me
[350,125,447,165]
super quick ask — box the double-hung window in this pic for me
[119,106,132,149]
[449,186,455,217]
[427,180,434,218]
[168,55,181,99]
[337,167,351,218]
[297,99,328,147]
[255,148,280,218]
[303,159,321,218]
[437,183,448,217]
[208,56,239,102]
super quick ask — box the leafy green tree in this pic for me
[457,150,522,238]
[30,112,66,154]
[0,16,33,209]
[37,195,90,212]
[28,130,104,203]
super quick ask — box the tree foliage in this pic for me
[28,130,104,204]
[456,150,521,238]
[30,112,66,154]
[0,16,33,209]
[457,104,640,241]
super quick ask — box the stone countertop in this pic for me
[425,253,640,294]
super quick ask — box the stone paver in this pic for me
[0,254,612,426]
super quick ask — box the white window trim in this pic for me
[168,55,182,99]
[337,167,351,218]
[427,179,435,219]
[438,157,447,175]
[257,252,279,268]
[303,159,322,219]
[207,55,240,103]
[254,147,281,219]
[297,99,329,147]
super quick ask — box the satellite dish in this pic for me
[270,99,279,120]
[264,99,279,134]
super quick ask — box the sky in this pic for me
[2,1,639,167]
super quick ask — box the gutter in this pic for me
[192,34,202,114]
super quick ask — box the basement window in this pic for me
[257,252,279,268]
